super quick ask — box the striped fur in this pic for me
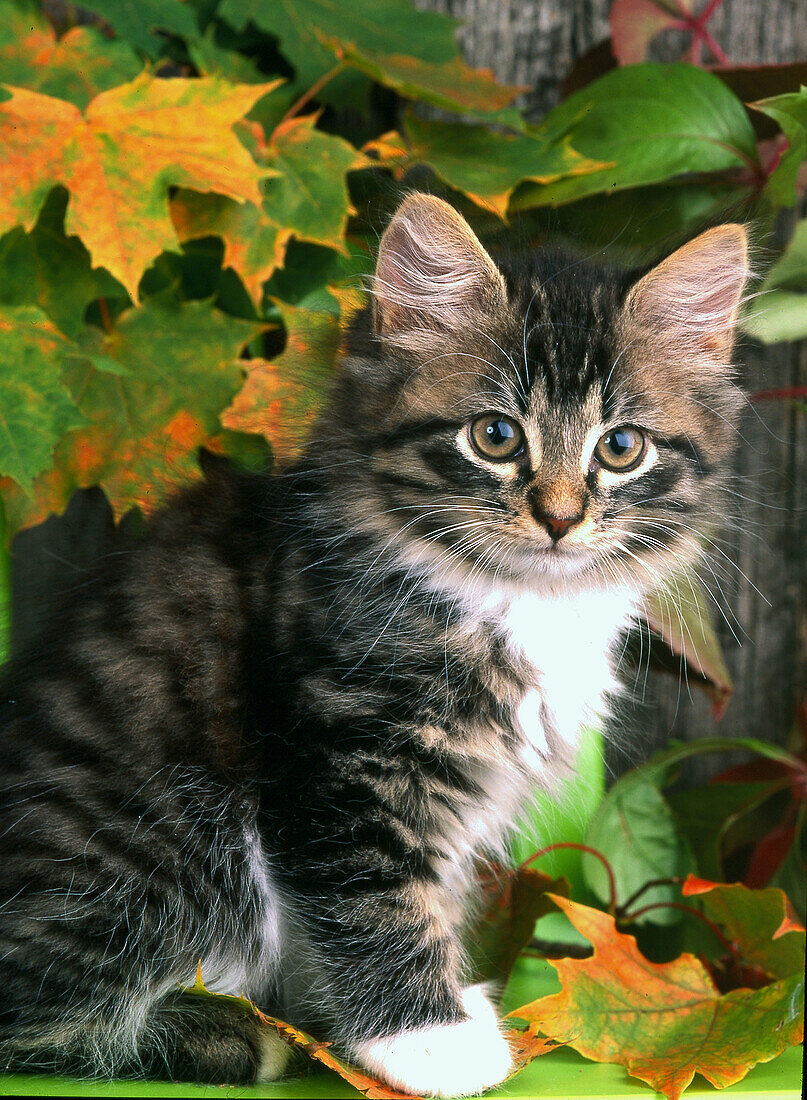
[0,195,748,1094]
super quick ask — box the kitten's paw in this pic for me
[353,985,512,1097]
[255,1028,294,1082]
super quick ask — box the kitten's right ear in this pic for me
[373,193,506,345]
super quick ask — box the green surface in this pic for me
[2,956,801,1098]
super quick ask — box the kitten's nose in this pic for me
[533,506,584,541]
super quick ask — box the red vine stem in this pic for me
[751,386,807,403]
[98,297,113,334]
[622,901,740,958]
[616,876,684,916]
[521,842,619,914]
[276,61,348,128]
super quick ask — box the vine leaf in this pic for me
[221,303,341,459]
[509,893,805,1100]
[401,115,606,217]
[0,74,279,299]
[512,63,759,211]
[681,876,805,982]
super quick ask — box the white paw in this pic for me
[255,1028,294,1082]
[352,985,512,1097]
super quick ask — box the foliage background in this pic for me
[0,1,804,1096]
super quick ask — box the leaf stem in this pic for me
[617,876,684,917]
[751,386,807,403]
[98,297,114,334]
[621,901,739,958]
[520,843,618,914]
[277,62,348,129]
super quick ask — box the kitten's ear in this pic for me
[373,193,506,344]
[625,224,750,361]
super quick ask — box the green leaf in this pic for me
[584,767,695,923]
[0,188,125,340]
[321,39,523,121]
[77,0,200,60]
[218,0,520,118]
[682,877,805,982]
[264,115,369,251]
[750,87,807,207]
[512,63,760,210]
[0,0,142,111]
[742,218,807,343]
[0,305,85,492]
[0,295,261,535]
[402,114,605,218]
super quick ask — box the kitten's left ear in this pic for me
[625,224,750,362]
[373,193,506,345]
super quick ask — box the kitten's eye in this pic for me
[469,414,525,461]
[593,426,646,472]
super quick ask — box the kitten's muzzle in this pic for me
[533,506,585,541]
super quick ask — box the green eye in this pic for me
[594,426,647,472]
[469,414,525,461]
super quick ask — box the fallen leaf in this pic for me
[510,893,804,1100]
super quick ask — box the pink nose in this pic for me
[535,509,583,541]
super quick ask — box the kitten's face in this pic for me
[332,195,748,597]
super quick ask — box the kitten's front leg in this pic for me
[274,781,512,1096]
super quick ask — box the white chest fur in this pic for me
[497,587,636,768]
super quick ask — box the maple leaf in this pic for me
[221,303,341,459]
[77,0,199,60]
[0,1,142,110]
[681,876,805,982]
[0,74,279,299]
[470,862,570,989]
[0,295,262,536]
[265,115,371,253]
[170,190,291,307]
[510,894,804,1100]
[219,0,522,120]
[0,305,85,492]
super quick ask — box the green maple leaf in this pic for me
[0,0,142,110]
[77,0,199,59]
[1,295,262,535]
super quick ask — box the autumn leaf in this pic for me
[469,862,570,988]
[0,295,262,535]
[681,876,805,982]
[221,303,341,459]
[170,190,291,306]
[510,893,805,1100]
[0,1,142,110]
[0,74,279,298]
[0,187,124,340]
[402,115,606,218]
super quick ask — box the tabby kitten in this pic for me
[0,194,748,1096]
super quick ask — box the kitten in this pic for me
[0,193,748,1096]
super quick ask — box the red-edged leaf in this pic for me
[609,0,685,65]
[681,876,805,979]
[509,893,804,1100]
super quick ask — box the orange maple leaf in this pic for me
[0,74,280,298]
